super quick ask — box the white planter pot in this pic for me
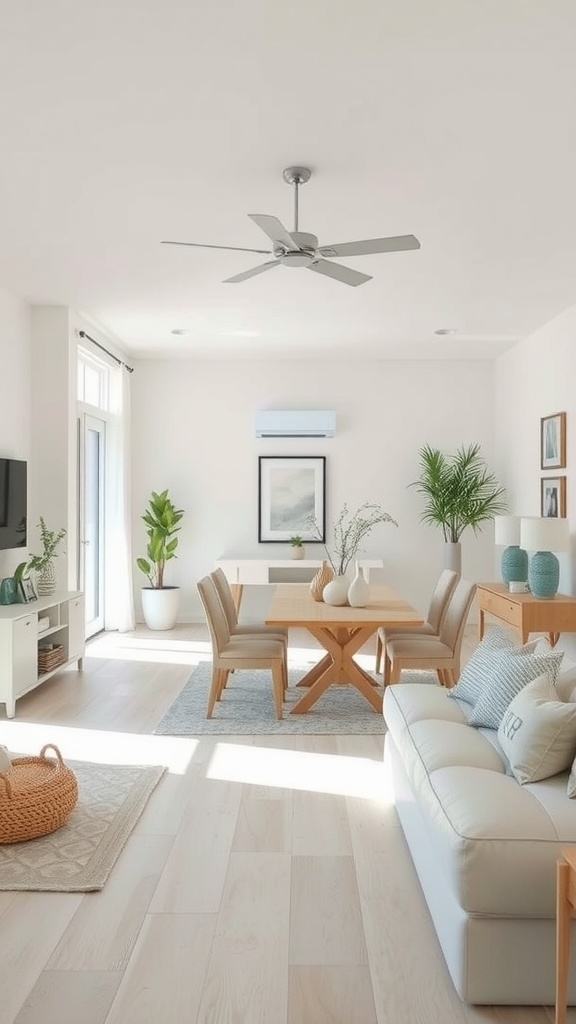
[141,587,180,630]
[291,546,305,560]
[443,542,462,575]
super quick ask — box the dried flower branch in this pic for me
[306,501,398,576]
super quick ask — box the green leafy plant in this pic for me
[136,489,184,589]
[289,535,304,548]
[14,518,67,581]
[410,443,508,542]
[307,502,398,576]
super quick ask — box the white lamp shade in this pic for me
[494,516,521,546]
[520,516,570,553]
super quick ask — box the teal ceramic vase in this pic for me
[0,578,19,605]
[501,545,528,585]
[528,551,559,598]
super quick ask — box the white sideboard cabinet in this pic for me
[0,591,85,718]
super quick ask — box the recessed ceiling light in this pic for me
[434,328,458,336]
[170,329,191,336]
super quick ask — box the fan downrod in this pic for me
[282,166,311,186]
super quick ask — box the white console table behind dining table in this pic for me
[214,557,384,611]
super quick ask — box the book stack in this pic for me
[38,617,50,635]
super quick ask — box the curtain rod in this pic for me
[77,330,134,373]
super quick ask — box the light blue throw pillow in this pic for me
[468,648,564,729]
[448,625,535,705]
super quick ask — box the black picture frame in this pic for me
[258,456,326,543]
[19,576,37,603]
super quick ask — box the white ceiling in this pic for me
[1,1,576,361]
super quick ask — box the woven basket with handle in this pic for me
[0,744,78,844]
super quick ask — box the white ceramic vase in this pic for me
[291,546,305,560]
[348,562,370,607]
[323,575,349,606]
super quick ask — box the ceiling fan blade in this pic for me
[317,234,421,258]
[223,260,279,284]
[248,214,301,251]
[308,259,372,287]
[161,240,272,255]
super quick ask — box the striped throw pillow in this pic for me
[448,626,537,705]
[468,649,564,729]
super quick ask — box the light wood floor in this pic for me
[0,623,572,1024]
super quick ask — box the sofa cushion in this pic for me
[497,672,576,784]
[448,625,536,705]
[468,648,564,729]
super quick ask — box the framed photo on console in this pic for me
[541,476,566,518]
[540,412,566,470]
[19,576,37,603]
[258,456,326,542]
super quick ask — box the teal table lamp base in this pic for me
[528,551,560,598]
[501,545,528,585]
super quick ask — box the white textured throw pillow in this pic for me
[468,648,564,729]
[498,672,576,784]
[449,625,538,705]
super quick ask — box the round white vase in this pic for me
[323,575,349,606]
[348,563,370,607]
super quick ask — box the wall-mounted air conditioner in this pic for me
[255,410,336,438]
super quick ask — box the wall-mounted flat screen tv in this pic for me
[0,458,27,550]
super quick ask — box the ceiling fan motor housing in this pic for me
[275,230,318,267]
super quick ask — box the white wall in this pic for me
[495,301,576,657]
[131,358,497,621]
[0,287,31,580]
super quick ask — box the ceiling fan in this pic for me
[161,166,420,287]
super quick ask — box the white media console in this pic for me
[0,591,85,718]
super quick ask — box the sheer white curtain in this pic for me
[105,365,135,631]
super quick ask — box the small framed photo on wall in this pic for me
[541,476,566,519]
[541,412,566,470]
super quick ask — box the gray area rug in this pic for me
[0,760,166,892]
[154,662,438,736]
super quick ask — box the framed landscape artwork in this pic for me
[541,476,566,519]
[540,411,566,470]
[258,456,326,542]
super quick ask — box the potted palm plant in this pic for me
[410,443,508,573]
[136,489,184,630]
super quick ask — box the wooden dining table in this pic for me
[265,583,423,714]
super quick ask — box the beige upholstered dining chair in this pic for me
[211,567,289,645]
[197,575,287,719]
[375,569,459,674]
[383,578,477,687]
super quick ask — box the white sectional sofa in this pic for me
[383,670,576,1005]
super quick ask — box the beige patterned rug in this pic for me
[0,760,166,892]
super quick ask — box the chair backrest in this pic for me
[427,569,460,633]
[438,578,477,655]
[197,575,230,657]
[211,567,238,633]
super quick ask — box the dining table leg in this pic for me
[290,625,381,714]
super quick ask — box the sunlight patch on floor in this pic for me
[1,720,196,774]
[206,741,393,802]
[87,632,212,666]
